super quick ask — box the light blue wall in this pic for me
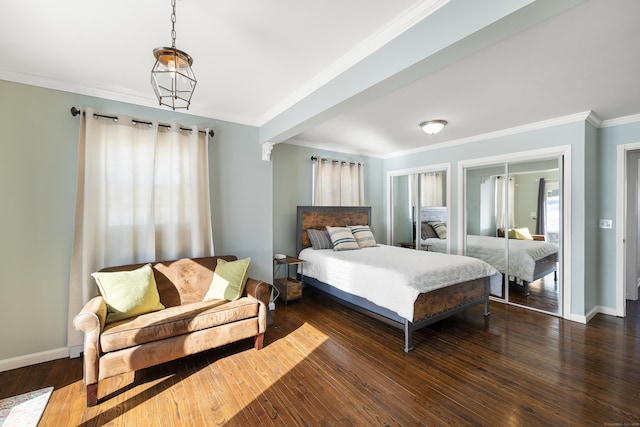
[271,144,384,258]
[0,80,272,361]
[384,121,596,317]
[2,74,639,364]
[598,121,640,308]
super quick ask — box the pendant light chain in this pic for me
[170,0,177,49]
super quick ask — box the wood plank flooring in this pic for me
[508,272,560,314]
[1,291,638,426]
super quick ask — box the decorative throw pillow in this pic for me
[92,263,165,324]
[326,226,360,251]
[428,221,447,239]
[307,228,333,249]
[513,227,534,240]
[420,222,438,239]
[204,257,251,301]
[348,225,377,248]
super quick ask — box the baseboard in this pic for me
[566,312,588,324]
[595,305,621,318]
[0,347,70,373]
[585,306,601,322]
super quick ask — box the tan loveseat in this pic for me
[73,255,270,406]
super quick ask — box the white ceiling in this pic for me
[2,0,639,158]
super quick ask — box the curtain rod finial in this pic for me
[70,107,82,117]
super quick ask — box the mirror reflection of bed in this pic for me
[462,160,562,315]
[420,205,559,314]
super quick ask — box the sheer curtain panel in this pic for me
[313,158,364,206]
[413,172,444,207]
[67,108,214,347]
[495,176,515,230]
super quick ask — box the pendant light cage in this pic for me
[151,0,196,110]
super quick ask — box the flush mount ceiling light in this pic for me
[419,120,447,134]
[151,0,196,110]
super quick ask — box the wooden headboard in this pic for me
[296,206,372,256]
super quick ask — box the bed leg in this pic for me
[484,298,490,317]
[404,320,414,353]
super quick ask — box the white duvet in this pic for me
[424,235,558,282]
[298,244,499,321]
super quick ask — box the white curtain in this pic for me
[67,108,214,347]
[495,176,515,230]
[413,172,444,207]
[313,158,364,206]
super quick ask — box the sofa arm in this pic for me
[244,278,271,306]
[73,296,108,386]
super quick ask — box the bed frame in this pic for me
[296,205,491,352]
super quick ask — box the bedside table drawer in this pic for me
[274,278,302,302]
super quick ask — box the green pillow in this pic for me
[92,263,165,324]
[204,257,251,301]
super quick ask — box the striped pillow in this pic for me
[428,221,447,239]
[326,226,360,251]
[348,225,377,248]
[307,229,333,250]
[420,222,438,239]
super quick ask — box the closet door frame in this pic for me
[386,163,451,251]
[458,145,572,319]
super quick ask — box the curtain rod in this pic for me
[70,107,214,138]
[310,156,363,166]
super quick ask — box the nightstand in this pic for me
[273,256,305,305]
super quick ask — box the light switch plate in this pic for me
[599,219,612,229]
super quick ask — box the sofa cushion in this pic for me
[92,263,165,324]
[100,297,260,353]
[203,257,251,302]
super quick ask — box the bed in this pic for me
[417,207,558,296]
[296,205,500,352]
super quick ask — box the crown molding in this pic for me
[0,69,261,127]
[601,113,640,128]
[384,111,594,159]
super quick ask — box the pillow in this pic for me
[511,227,534,240]
[92,263,165,324]
[428,221,447,239]
[348,225,377,248]
[326,226,360,251]
[420,222,438,239]
[204,257,251,301]
[307,228,333,250]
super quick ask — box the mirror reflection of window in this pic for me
[545,182,560,244]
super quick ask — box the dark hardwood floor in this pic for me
[1,291,638,426]
[508,273,560,314]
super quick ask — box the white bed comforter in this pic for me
[424,235,558,282]
[299,244,499,321]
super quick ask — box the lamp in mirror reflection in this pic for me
[419,120,447,134]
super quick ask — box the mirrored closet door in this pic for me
[388,166,448,252]
[465,157,563,315]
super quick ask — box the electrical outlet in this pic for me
[599,219,612,229]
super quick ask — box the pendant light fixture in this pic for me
[151,0,196,110]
